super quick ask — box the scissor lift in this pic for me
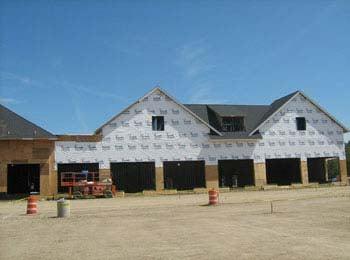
[60,171,113,198]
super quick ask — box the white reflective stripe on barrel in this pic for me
[26,197,38,214]
[208,190,219,205]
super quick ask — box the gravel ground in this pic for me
[0,186,350,260]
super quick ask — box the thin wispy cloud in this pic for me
[0,70,129,132]
[62,84,89,133]
[1,71,127,103]
[60,81,127,103]
[175,40,228,104]
[0,97,21,105]
[176,40,216,78]
[186,80,230,104]
[0,71,49,90]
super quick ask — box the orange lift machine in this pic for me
[60,171,114,198]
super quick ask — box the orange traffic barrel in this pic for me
[26,196,38,215]
[208,189,219,205]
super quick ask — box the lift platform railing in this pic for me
[60,172,99,187]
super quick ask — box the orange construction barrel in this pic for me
[26,196,38,215]
[208,189,219,205]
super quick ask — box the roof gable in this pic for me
[248,91,348,135]
[185,90,348,139]
[297,91,348,132]
[95,87,222,135]
[0,104,56,140]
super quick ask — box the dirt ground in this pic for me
[1,186,350,260]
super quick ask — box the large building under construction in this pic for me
[0,88,348,195]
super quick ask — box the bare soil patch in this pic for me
[1,186,349,260]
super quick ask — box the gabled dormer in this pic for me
[221,116,245,132]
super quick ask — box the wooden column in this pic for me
[300,160,309,185]
[254,162,267,186]
[205,165,219,189]
[155,167,164,191]
[40,163,51,196]
[0,163,7,193]
[339,160,348,185]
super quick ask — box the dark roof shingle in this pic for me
[184,91,299,139]
[0,104,56,139]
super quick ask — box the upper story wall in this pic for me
[56,89,216,167]
[55,90,346,168]
[0,140,55,163]
[256,93,345,161]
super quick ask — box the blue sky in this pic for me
[0,0,349,140]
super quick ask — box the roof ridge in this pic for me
[184,104,270,107]
[270,90,300,104]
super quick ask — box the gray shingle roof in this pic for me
[0,104,56,139]
[185,91,300,139]
[250,91,299,132]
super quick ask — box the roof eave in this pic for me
[0,137,58,141]
[209,137,262,141]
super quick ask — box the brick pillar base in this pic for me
[300,160,309,185]
[205,165,219,189]
[155,167,164,191]
[339,160,348,185]
[254,162,267,186]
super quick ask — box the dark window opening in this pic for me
[296,117,306,131]
[152,116,164,131]
[222,117,245,132]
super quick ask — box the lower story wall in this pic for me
[51,158,348,193]
[0,140,56,196]
[0,162,56,196]
[48,157,350,194]
[100,165,220,191]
